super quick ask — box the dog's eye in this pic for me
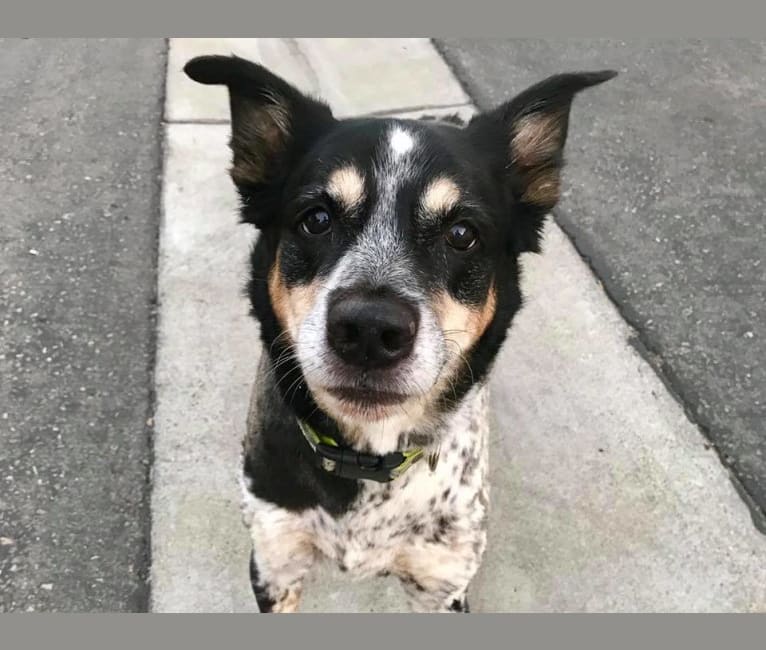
[299,208,332,236]
[445,221,478,251]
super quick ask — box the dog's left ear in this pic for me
[184,55,336,226]
[468,70,617,253]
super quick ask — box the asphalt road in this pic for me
[436,39,766,526]
[0,38,166,611]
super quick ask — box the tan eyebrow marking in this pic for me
[326,165,365,212]
[419,176,461,223]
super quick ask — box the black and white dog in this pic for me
[184,54,615,613]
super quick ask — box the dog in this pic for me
[184,54,615,613]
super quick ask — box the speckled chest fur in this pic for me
[241,367,491,612]
[183,54,615,612]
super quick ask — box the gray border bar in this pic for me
[2,1,766,36]
[3,613,766,649]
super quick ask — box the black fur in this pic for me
[449,597,470,613]
[249,550,276,613]
[243,365,360,514]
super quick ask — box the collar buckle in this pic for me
[314,443,408,483]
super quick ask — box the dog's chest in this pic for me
[282,386,490,577]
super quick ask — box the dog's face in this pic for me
[185,56,615,430]
[270,118,502,425]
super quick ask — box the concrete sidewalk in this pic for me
[151,39,766,612]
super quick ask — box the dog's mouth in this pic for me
[321,384,413,421]
[325,385,410,408]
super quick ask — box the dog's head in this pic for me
[185,55,615,435]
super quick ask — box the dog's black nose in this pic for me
[326,290,419,369]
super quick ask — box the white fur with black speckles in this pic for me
[241,383,491,612]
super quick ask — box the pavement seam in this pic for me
[164,103,476,124]
[147,122,168,615]
[141,38,171,612]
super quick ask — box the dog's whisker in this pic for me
[445,337,475,386]
[269,329,292,355]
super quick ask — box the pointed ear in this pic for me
[468,70,617,253]
[184,55,336,222]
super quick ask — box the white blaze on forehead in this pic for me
[326,165,365,211]
[420,176,461,221]
[322,123,421,293]
[388,127,415,158]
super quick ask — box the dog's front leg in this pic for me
[244,497,317,613]
[395,536,485,613]
[249,547,311,613]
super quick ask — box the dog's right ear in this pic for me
[466,69,616,253]
[184,55,336,225]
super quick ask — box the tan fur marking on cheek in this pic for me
[511,111,563,168]
[268,252,291,336]
[287,283,319,332]
[437,286,497,355]
[267,250,320,340]
[327,166,365,211]
[420,177,461,220]
[475,286,497,340]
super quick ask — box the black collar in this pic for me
[296,419,429,483]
